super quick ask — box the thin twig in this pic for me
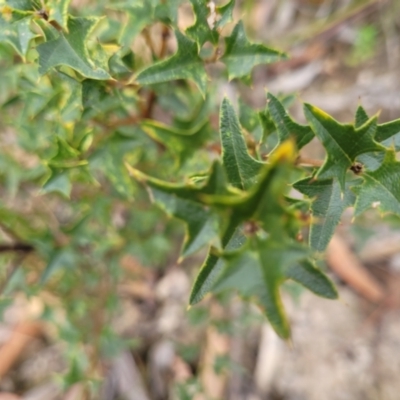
[0,243,34,253]
[159,25,170,59]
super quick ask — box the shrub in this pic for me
[0,0,399,385]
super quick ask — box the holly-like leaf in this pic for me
[286,260,337,299]
[294,177,356,252]
[189,218,244,304]
[215,0,235,29]
[267,93,314,150]
[213,237,309,339]
[355,104,400,148]
[126,161,232,258]
[375,119,400,149]
[353,150,400,217]
[186,0,218,47]
[220,97,263,190]
[354,106,390,170]
[47,138,87,169]
[47,0,71,30]
[5,0,41,11]
[0,15,36,58]
[118,2,154,45]
[135,30,208,96]
[140,118,211,165]
[355,105,369,128]
[37,17,111,80]
[41,168,72,198]
[154,0,183,24]
[190,140,299,304]
[221,21,287,81]
[304,103,384,190]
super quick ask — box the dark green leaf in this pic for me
[213,237,309,338]
[375,119,400,146]
[189,219,244,304]
[0,15,36,58]
[286,260,337,299]
[220,97,263,190]
[118,2,154,45]
[186,0,218,47]
[127,162,232,258]
[353,150,400,216]
[135,30,208,96]
[47,0,71,29]
[221,21,287,80]
[6,0,40,11]
[215,0,235,29]
[355,105,369,128]
[37,17,111,80]
[140,118,211,165]
[41,169,72,198]
[293,177,356,252]
[304,103,384,190]
[267,93,314,149]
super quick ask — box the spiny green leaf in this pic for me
[190,141,299,305]
[220,97,263,190]
[118,2,154,45]
[6,0,41,11]
[148,186,220,258]
[354,105,400,148]
[304,103,384,190]
[47,138,87,169]
[200,141,298,228]
[353,150,400,217]
[213,237,309,339]
[128,159,232,200]
[355,104,369,128]
[186,0,218,47]
[140,118,210,165]
[189,219,244,304]
[90,133,138,198]
[221,21,287,80]
[37,16,111,80]
[41,168,72,198]
[154,0,182,24]
[267,93,314,149]
[293,177,356,252]
[285,260,337,299]
[127,162,232,258]
[47,0,71,30]
[354,106,400,169]
[0,15,36,58]
[135,30,208,96]
[215,0,235,29]
[375,119,400,147]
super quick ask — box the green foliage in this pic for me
[1,0,400,388]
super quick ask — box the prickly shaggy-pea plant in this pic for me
[1,0,400,386]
